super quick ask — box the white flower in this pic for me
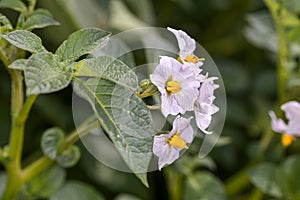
[269,101,300,146]
[167,27,203,74]
[194,74,219,134]
[150,56,200,117]
[153,116,194,170]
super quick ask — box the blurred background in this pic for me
[0,0,293,199]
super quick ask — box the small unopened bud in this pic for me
[140,79,151,90]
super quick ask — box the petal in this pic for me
[157,147,180,170]
[153,135,168,156]
[161,94,183,117]
[179,120,194,143]
[175,84,199,112]
[281,101,300,121]
[149,72,166,94]
[269,111,287,133]
[195,110,212,134]
[286,120,300,136]
[198,103,219,115]
[171,116,194,143]
[182,62,203,75]
[167,27,196,57]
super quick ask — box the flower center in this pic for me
[166,81,181,94]
[281,134,294,147]
[166,133,186,149]
[184,55,198,64]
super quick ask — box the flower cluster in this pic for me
[149,27,219,170]
[269,101,300,146]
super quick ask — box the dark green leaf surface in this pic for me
[55,28,111,63]
[0,0,26,12]
[50,181,105,200]
[8,59,26,70]
[23,9,60,30]
[248,163,284,198]
[26,165,66,199]
[41,127,65,159]
[24,52,73,95]
[74,56,137,89]
[1,30,47,53]
[183,172,225,200]
[56,145,81,168]
[0,14,13,30]
[73,56,153,186]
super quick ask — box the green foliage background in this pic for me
[0,0,299,199]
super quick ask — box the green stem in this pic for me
[21,117,100,183]
[164,168,183,200]
[249,188,263,200]
[1,94,37,200]
[58,118,99,153]
[27,0,37,16]
[0,50,10,72]
[9,95,37,167]
[21,157,53,183]
[224,163,256,197]
[264,0,288,103]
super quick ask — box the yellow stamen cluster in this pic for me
[184,55,198,64]
[166,133,187,149]
[281,134,294,147]
[166,81,181,94]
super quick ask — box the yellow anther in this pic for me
[184,55,198,64]
[167,133,186,149]
[281,134,293,147]
[166,81,181,94]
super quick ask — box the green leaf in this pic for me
[244,11,277,52]
[281,155,300,198]
[41,127,65,159]
[74,56,138,89]
[56,145,81,168]
[0,13,13,31]
[280,8,300,27]
[26,164,66,199]
[248,163,284,198]
[1,30,47,53]
[24,52,73,95]
[73,57,153,187]
[50,181,105,200]
[55,28,111,63]
[0,0,26,12]
[8,59,26,70]
[183,172,225,200]
[23,9,60,30]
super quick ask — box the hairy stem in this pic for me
[1,94,37,200]
[27,0,37,16]
[264,0,288,103]
[21,157,53,183]
[58,118,99,153]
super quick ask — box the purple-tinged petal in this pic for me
[150,56,202,117]
[153,116,195,170]
[157,147,180,170]
[269,111,287,133]
[281,101,300,121]
[167,27,196,57]
[161,94,183,116]
[194,75,219,134]
[177,118,194,143]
